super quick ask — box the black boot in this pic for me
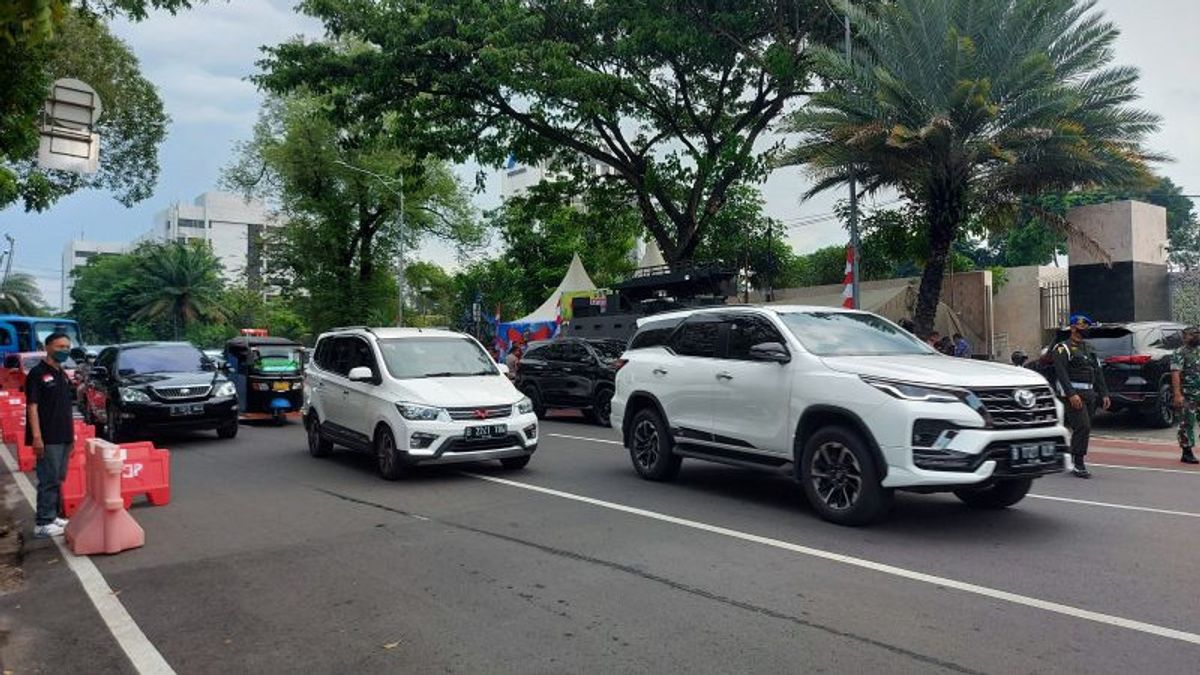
[1183,448,1199,465]
[1071,455,1092,478]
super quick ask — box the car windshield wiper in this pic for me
[421,371,469,378]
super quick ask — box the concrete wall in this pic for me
[1067,200,1169,322]
[991,265,1066,356]
[1067,200,1168,266]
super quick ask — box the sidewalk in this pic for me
[1089,434,1200,472]
[0,463,134,674]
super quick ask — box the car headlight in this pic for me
[861,376,963,403]
[516,397,534,415]
[119,387,151,403]
[214,381,237,398]
[396,401,444,421]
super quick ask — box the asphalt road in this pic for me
[9,418,1200,673]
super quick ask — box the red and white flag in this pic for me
[841,245,855,309]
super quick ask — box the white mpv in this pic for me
[611,306,1068,525]
[304,327,538,479]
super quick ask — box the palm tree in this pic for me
[0,272,47,314]
[132,241,227,339]
[780,0,1162,334]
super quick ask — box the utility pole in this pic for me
[2,235,14,285]
[845,11,861,310]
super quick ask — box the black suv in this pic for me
[516,338,626,426]
[1035,321,1185,428]
[82,342,240,441]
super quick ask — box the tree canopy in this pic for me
[781,0,1161,335]
[257,0,853,264]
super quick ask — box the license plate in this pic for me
[272,382,290,391]
[1010,442,1058,464]
[464,424,506,440]
[170,403,205,416]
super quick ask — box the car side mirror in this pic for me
[749,342,791,364]
[90,366,109,381]
[347,366,375,383]
[497,363,510,376]
[70,347,87,362]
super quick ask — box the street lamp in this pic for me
[333,159,406,327]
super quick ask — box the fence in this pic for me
[1169,270,1200,326]
[1039,278,1070,330]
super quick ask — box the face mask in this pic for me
[52,350,70,364]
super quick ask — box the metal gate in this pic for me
[1040,278,1070,330]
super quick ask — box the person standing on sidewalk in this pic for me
[27,333,76,538]
[1053,314,1110,478]
[1170,325,1200,464]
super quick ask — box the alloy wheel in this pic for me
[632,419,659,469]
[378,431,396,476]
[809,441,863,511]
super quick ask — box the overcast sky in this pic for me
[2,0,1196,310]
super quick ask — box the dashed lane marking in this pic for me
[1,444,175,674]
[465,471,1200,646]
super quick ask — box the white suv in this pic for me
[611,306,1068,525]
[304,327,538,479]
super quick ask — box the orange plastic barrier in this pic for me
[61,448,87,517]
[64,439,144,555]
[116,441,171,509]
[0,394,25,446]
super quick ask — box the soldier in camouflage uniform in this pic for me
[1169,326,1200,464]
[1053,314,1111,478]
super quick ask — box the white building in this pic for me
[61,239,128,309]
[140,191,282,286]
[500,156,619,201]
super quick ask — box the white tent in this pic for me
[634,239,666,275]
[514,253,598,323]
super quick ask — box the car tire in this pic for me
[1142,383,1175,428]
[307,416,334,458]
[104,403,124,443]
[627,407,681,481]
[500,455,531,470]
[217,419,239,439]
[375,426,405,481]
[954,478,1033,509]
[587,388,614,427]
[523,387,546,420]
[799,426,892,526]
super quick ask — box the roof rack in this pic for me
[328,326,376,334]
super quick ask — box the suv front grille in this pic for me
[152,384,212,401]
[446,404,512,421]
[969,386,1057,429]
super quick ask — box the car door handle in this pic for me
[716,372,734,381]
[653,368,668,376]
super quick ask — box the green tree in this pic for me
[223,94,482,333]
[404,261,455,326]
[2,10,169,211]
[781,0,1161,334]
[0,272,47,314]
[130,241,227,340]
[69,251,146,342]
[258,0,858,264]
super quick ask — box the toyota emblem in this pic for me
[180,388,191,395]
[473,409,488,420]
[1013,389,1037,409]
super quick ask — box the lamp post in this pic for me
[333,160,406,326]
[844,11,861,310]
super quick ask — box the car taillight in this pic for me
[1104,354,1152,365]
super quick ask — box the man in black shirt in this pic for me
[27,332,76,538]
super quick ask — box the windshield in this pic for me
[34,321,82,351]
[779,311,933,357]
[252,346,302,373]
[377,337,498,379]
[591,341,626,359]
[119,345,208,375]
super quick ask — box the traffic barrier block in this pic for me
[61,448,87,517]
[0,396,24,445]
[117,441,171,509]
[64,438,144,555]
[15,438,35,473]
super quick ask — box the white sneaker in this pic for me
[33,523,65,538]
[53,517,69,527]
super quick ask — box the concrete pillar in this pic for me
[1066,200,1169,323]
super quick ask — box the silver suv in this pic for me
[304,327,538,479]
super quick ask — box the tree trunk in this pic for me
[914,187,964,338]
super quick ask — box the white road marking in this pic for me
[1028,494,1200,519]
[547,432,1200,514]
[547,432,623,446]
[1,444,175,674]
[1089,463,1200,476]
[465,472,1200,646]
